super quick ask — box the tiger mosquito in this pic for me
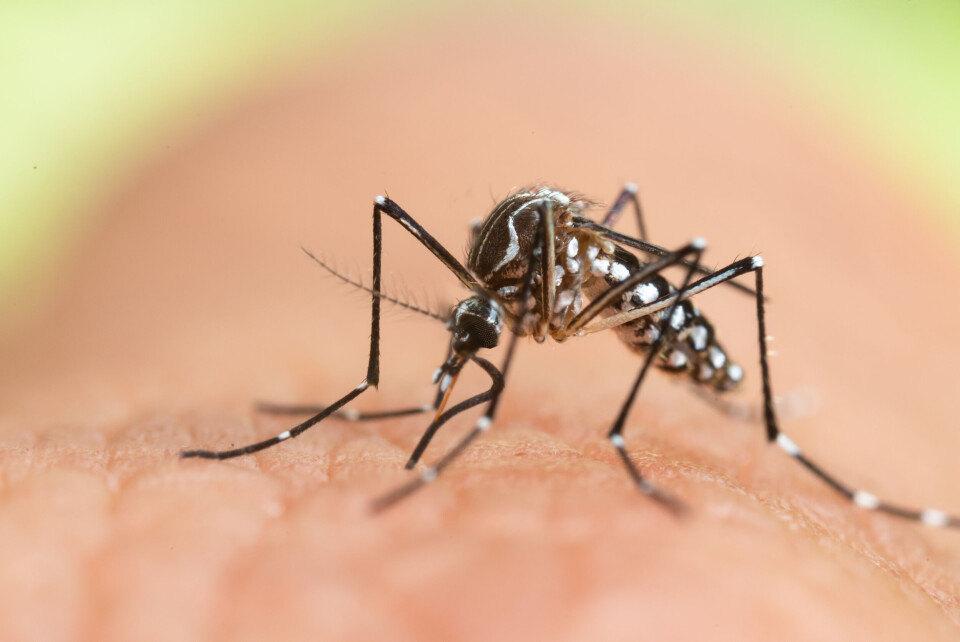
[181,184,958,527]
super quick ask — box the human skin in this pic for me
[1,10,959,642]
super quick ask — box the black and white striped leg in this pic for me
[602,182,647,241]
[371,356,504,512]
[574,256,763,337]
[179,381,373,460]
[255,347,456,419]
[180,196,466,461]
[565,238,714,335]
[605,238,706,515]
[751,264,958,528]
[404,356,505,469]
[373,298,524,513]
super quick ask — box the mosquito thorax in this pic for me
[448,296,503,355]
[467,187,574,291]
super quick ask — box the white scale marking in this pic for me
[492,209,521,272]
[590,258,610,277]
[853,490,881,510]
[536,187,570,205]
[921,509,950,527]
[610,262,630,282]
[670,306,685,329]
[668,351,688,368]
[370,192,943,531]
[689,325,708,351]
[440,374,453,392]
[487,299,502,326]
[635,283,659,305]
[776,433,802,456]
[709,346,726,369]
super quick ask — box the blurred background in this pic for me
[2,0,959,335]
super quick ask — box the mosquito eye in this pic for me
[463,316,498,349]
[452,314,498,353]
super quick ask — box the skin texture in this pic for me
[2,10,960,642]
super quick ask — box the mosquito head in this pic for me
[447,295,503,357]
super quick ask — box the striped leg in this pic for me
[371,355,504,512]
[602,182,647,240]
[179,196,475,461]
[605,238,706,514]
[257,402,436,421]
[573,214,760,299]
[752,264,957,528]
[370,200,687,513]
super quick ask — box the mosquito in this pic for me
[181,184,958,528]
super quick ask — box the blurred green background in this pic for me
[2,0,958,333]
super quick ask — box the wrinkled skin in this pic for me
[2,10,959,642]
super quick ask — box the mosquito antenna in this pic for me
[301,247,447,323]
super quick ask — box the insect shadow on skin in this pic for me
[180,183,958,529]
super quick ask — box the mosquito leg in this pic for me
[376,196,482,291]
[572,215,759,299]
[562,238,712,337]
[536,199,556,341]
[605,239,706,514]
[573,256,760,337]
[601,182,647,241]
[180,196,459,460]
[371,351,511,513]
[750,262,959,528]
[371,199,554,512]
